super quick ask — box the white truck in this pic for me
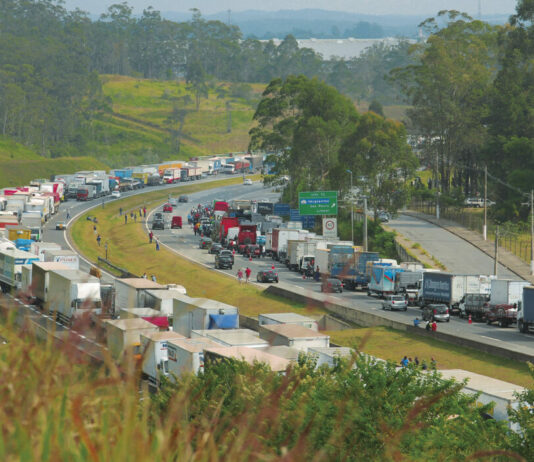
[483,279,530,327]
[271,228,301,262]
[30,241,61,260]
[287,240,317,272]
[0,247,40,292]
[162,168,181,184]
[166,337,221,381]
[43,249,79,270]
[30,261,69,306]
[113,278,165,315]
[140,331,186,388]
[142,288,188,317]
[20,212,43,241]
[46,269,102,325]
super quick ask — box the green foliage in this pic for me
[156,354,513,460]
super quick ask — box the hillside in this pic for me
[90,75,264,167]
[0,137,108,189]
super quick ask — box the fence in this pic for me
[410,198,533,265]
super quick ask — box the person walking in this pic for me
[66,209,70,220]
[237,269,244,284]
[119,207,122,216]
[425,320,431,331]
[421,360,428,371]
[431,320,437,332]
[151,274,157,282]
[245,267,251,283]
[143,207,146,218]
[430,357,437,370]
[155,239,160,251]
[96,234,101,246]
[414,357,420,366]
[124,214,128,224]
[134,213,137,223]
[142,272,147,279]
[400,356,409,367]
[149,231,153,244]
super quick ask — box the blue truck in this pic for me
[336,251,380,291]
[368,264,404,297]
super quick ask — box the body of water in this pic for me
[267,37,416,60]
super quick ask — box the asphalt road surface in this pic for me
[388,214,517,279]
[149,181,534,357]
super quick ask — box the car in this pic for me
[178,195,189,203]
[256,269,279,283]
[171,216,182,229]
[382,295,408,311]
[111,190,121,199]
[484,304,517,327]
[377,211,390,223]
[243,179,252,185]
[422,304,450,322]
[199,237,213,249]
[215,251,233,269]
[163,203,173,213]
[169,198,178,206]
[218,250,234,264]
[208,243,223,255]
[154,212,164,221]
[321,278,343,293]
[152,219,164,230]
[464,197,484,208]
[55,222,66,230]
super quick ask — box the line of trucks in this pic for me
[4,252,526,429]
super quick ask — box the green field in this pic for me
[90,75,264,166]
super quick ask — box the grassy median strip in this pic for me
[70,178,533,386]
[70,177,322,317]
[328,327,533,388]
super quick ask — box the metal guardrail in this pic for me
[97,257,138,278]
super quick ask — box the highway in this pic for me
[388,214,516,278]
[147,180,534,357]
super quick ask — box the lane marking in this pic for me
[479,335,502,342]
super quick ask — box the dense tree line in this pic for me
[393,3,534,222]
[249,76,417,216]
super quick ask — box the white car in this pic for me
[243,179,252,185]
[111,190,121,199]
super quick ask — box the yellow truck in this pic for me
[132,172,150,185]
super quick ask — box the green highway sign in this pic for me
[298,191,338,215]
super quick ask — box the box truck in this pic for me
[518,286,534,333]
[30,261,69,306]
[113,278,165,315]
[140,331,186,387]
[46,269,101,325]
[166,337,221,380]
[368,264,404,297]
[43,249,79,270]
[0,247,40,292]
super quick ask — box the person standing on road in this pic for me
[66,209,70,219]
[245,267,251,283]
[155,239,160,251]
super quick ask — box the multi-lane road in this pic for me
[148,180,534,357]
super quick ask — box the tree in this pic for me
[392,11,498,195]
[339,112,418,216]
[368,99,384,117]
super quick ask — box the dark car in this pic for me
[215,251,233,269]
[321,278,343,293]
[199,237,213,249]
[257,269,279,283]
[422,304,450,322]
[484,304,517,327]
[208,243,223,255]
[178,195,189,203]
[152,219,164,230]
[154,212,164,221]
[218,250,234,264]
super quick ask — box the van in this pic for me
[171,216,182,229]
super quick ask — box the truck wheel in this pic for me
[519,320,528,333]
[498,319,505,328]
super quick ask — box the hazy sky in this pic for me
[64,0,518,16]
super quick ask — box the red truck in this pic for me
[238,224,257,245]
[219,216,239,241]
[214,201,229,213]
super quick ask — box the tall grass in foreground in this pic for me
[0,307,531,461]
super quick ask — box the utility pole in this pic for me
[346,170,354,244]
[483,165,487,240]
[494,226,499,277]
[531,189,534,275]
[435,153,440,220]
[363,196,368,251]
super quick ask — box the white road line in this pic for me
[479,335,502,342]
